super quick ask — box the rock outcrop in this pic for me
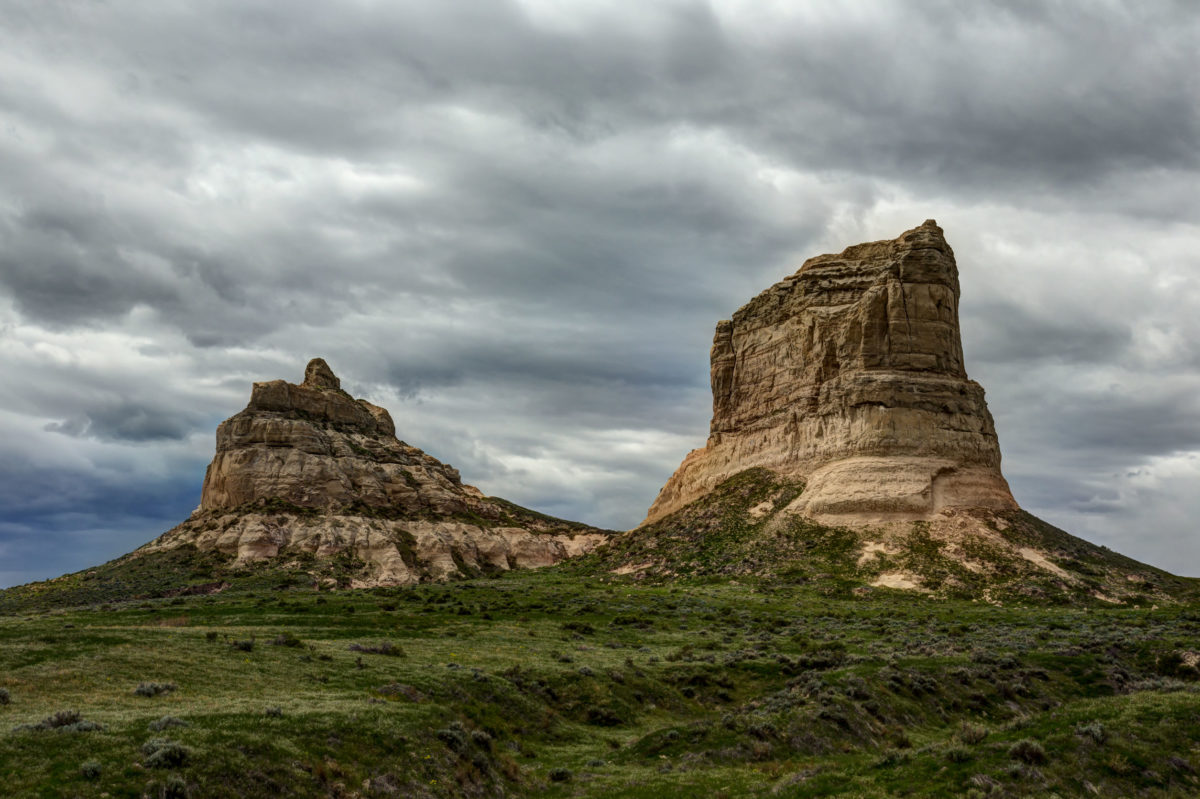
[645,221,1017,526]
[143,359,609,586]
[616,223,1185,603]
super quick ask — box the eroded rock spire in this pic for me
[644,221,1017,525]
[145,359,610,586]
[301,357,341,390]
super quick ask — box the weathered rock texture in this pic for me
[645,221,1018,526]
[144,359,609,586]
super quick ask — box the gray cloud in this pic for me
[44,399,202,442]
[1,0,1199,585]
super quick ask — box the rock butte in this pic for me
[644,220,1018,527]
[143,359,609,586]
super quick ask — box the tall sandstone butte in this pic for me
[645,220,1018,526]
[144,358,608,586]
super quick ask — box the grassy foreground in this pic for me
[5,561,1200,798]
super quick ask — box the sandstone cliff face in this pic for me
[144,359,609,586]
[645,221,1017,526]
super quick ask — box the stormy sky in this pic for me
[1,0,1198,587]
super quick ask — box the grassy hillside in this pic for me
[4,469,1200,796]
[5,564,1200,797]
[0,547,347,616]
[581,469,1199,605]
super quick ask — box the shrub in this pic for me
[968,774,998,794]
[163,774,188,799]
[44,710,81,728]
[134,682,177,698]
[1156,650,1200,679]
[665,645,693,662]
[231,639,254,652]
[1075,721,1107,744]
[548,767,572,782]
[347,641,405,657]
[873,749,911,768]
[1105,752,1133,775]
[1008,738,1047,765]
[148,716,188,732]
[945,745,972,763]
[272,632,303,648]
[0,688,9,705]
[586,707,623,727]
[17,710,104,733]
[142,738,191,768]
[80,760,102,779]
[1005,762,1033,779]
[1169,755,1196,774]
[205,631,219,642]
[561,621,595,635]
[265,706,283,718]
[436,724,468,752]
[958,723,989,745]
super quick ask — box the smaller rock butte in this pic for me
[644,220,1018,526]
[145,358,609,586]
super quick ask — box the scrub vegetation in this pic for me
[4,471,1200,797]
[7,569,1200,796]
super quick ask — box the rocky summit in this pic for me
[141,358,609,586]
[625,222,1182,603]
[647,220,1015,526]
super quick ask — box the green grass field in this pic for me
[5,558,1200,798]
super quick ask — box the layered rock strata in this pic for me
[144,359,609,585]
[645,220,1017,526]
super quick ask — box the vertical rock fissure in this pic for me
[897,263,915,356]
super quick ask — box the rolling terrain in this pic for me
[4,545,1200,798]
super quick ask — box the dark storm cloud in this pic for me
[1,0,1199,585]
[0,461,203,588]
[970,300,1134,365]
[44,399,202,442]
[1051,390,1200,456]
[0,205,178,324]
[761,7,1199,188]
[4,0,1194,334]
[979,359,1200,468]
